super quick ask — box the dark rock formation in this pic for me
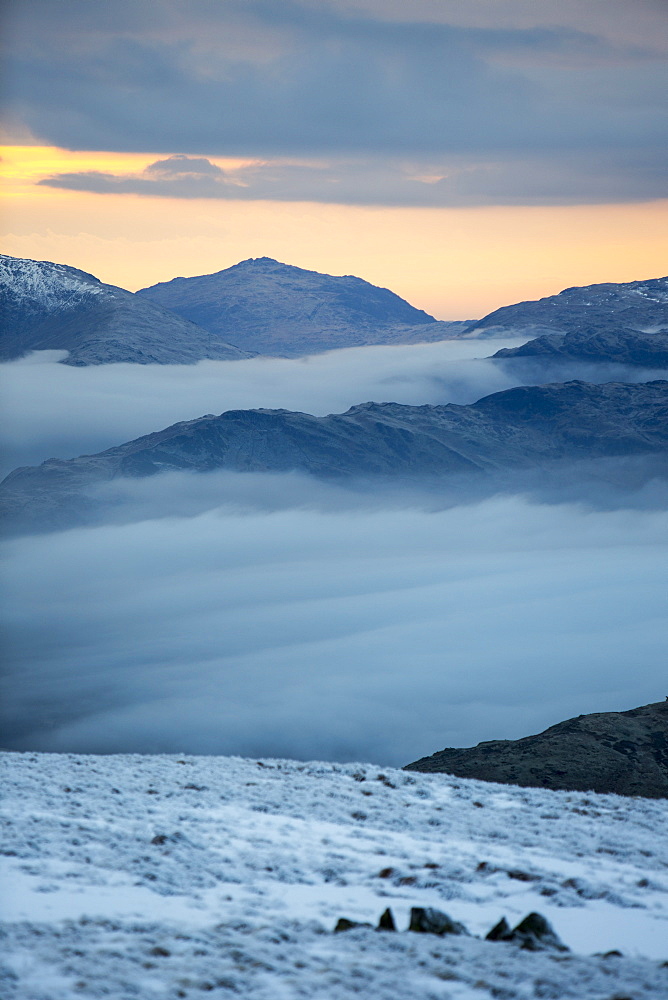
[486,913,568,952]
[0,254,251,365]
[137,256,471,356]
[486,917,511,941]
[377,908,396,932]
[405,701,668,798]
[408,907,469,936]
[334,917,373,932]
[2,379,666,533]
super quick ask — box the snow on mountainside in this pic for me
[0,255,252,365]
[0,256,106,309]
[1,752,667,1000]
[137,257,474,356]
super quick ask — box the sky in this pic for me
[1,0,667,316]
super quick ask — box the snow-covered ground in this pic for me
[1,752,667,999]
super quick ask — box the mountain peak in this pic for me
[137,257,439,356]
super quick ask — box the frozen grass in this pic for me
[1,751,667,998]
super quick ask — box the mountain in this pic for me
[0,254,252,365]
[2,379,666,532]
[474,276,668,367]
[137,257,473,356]
[405,701,668,798]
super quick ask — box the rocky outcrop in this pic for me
[1,379,667,532]
[0,255,251,365]
[137,256,472,356]
[405,701,668,798]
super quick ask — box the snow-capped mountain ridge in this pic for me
[0,254,104,310]
[471,275,668,366]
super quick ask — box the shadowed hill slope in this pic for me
[405,701,668,798]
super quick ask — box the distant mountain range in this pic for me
[487,276,668,367]
[2,253,667,366]
[0,255,251,365]
[2,379,666,532]
[405,700,668,799]
[136,257,472,356]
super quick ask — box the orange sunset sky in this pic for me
[3,145,666,319]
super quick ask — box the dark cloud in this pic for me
[37,148,668,207]
[2,1,666,205]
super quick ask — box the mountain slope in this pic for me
[137,257,471,356]
[2,751,667,999]
[0,255,252,365]
[2,379,666,532]
[472,276,668,367]
[405,701,668,798]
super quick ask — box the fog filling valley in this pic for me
[2,338,666,476]
[1,339,666,764]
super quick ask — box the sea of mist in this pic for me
[1,337,666,763]
[1,491,666,764]
[2,337,665,477]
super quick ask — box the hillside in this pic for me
[0,255,251,365]
[406,701,668,798]
[1,751,667,999]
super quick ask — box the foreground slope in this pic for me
[406,701,668,798]
[137,257,471,356]
[1,752,667,999]
[0,255,251,365]
[2,379,666,532]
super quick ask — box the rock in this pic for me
[405,700,668,799]
[377,908,396,932]
[334,917,373,933]
[507,912,569,952]
[486,917,511,941]
[408,907,469,936]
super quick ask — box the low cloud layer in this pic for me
[0,339,525,475]
[2,335,665,765]
[2,495,665,764]
[2,341,666,478]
